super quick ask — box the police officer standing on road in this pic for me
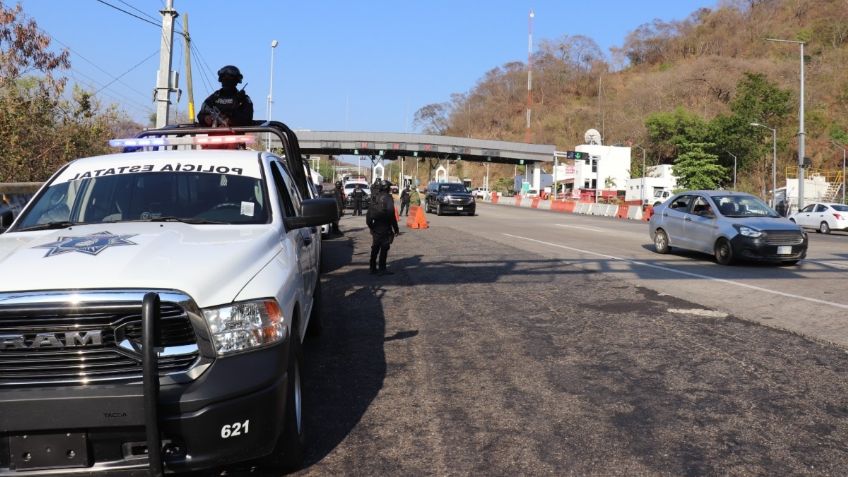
[367,180,400,275]
[331,181,345,234]
[351,184,365,216]
[399,185,411,216]
[197,66,254,127]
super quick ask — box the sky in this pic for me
[17,0,717,133]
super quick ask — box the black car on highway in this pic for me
[425,182,476,216]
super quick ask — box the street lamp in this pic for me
[831,140,847,204]
[750,122,777,207]
[266,39,279,150]
[767,38,805,209]
[725,151,737,190]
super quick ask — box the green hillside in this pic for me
[418,0,848,194]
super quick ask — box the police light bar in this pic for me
[109,135,256,148]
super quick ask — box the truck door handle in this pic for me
[684,217,692,222]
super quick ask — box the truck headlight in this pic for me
[202,299,286,356]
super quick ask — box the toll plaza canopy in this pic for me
[293,131,555,164]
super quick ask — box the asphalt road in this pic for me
[284,205,848,476]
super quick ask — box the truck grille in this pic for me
[0,300,199,386]
[763,230,805,246]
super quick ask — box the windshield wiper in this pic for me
[135,216,227,225]
[15,221,78,232]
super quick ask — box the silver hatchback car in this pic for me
[649,191,808,265]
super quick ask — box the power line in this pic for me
[94,0,186,37]
[94,0,160,28]
[93,50,159,96]
[41,28,152,104]
[114,0,160,23]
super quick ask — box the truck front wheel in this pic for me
[266,334,305,471]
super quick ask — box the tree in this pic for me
[644,107,709,162]
[0,4,140,182]
[412,102,450,135]
[673,142,728,190]
[729,72,791,125]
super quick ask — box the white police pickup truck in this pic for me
[0,123,336,475]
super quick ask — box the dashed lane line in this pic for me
[554,223,606,232]
[503,233,848,311]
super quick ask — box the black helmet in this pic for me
[217,65,243,83]
[335,181,342,188]
[383,180,393,190]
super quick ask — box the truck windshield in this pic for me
[15,172,269,230]
[438,184,467,193]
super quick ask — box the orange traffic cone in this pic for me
[415,204,429,229]
[406,206,420,228]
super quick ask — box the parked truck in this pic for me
[0,122,336,475]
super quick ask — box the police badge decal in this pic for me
[33,231,138,257]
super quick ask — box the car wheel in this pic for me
[820,221,831,234]
[714,237,735,265]
[266,331,305,471]
[436,204,443,216]
[306,280,323,338]
[653,229,670,254]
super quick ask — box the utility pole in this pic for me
[155,0,178,128]
[182,12,194,122]
[524,9,534,143]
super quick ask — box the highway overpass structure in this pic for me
[288,130,556,189]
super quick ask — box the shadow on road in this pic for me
[300,232,387,469]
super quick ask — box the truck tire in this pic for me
[267,333,305,471]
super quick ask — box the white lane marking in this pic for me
[503,233,848,311]
[555,224,606,232]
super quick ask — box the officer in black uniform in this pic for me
[352,184,366,216]
[366,180,400,275]
[197,65,254,127]
[331,181,345,234]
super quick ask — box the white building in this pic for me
[552,144,631,198]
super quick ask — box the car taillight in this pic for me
[834,213,842,220]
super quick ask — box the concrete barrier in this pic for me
[627,206,643,220]
[536,199,551,210]
[531,197,541,209]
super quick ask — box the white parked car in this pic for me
[789,202,848,234]
[470,188,490,200]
